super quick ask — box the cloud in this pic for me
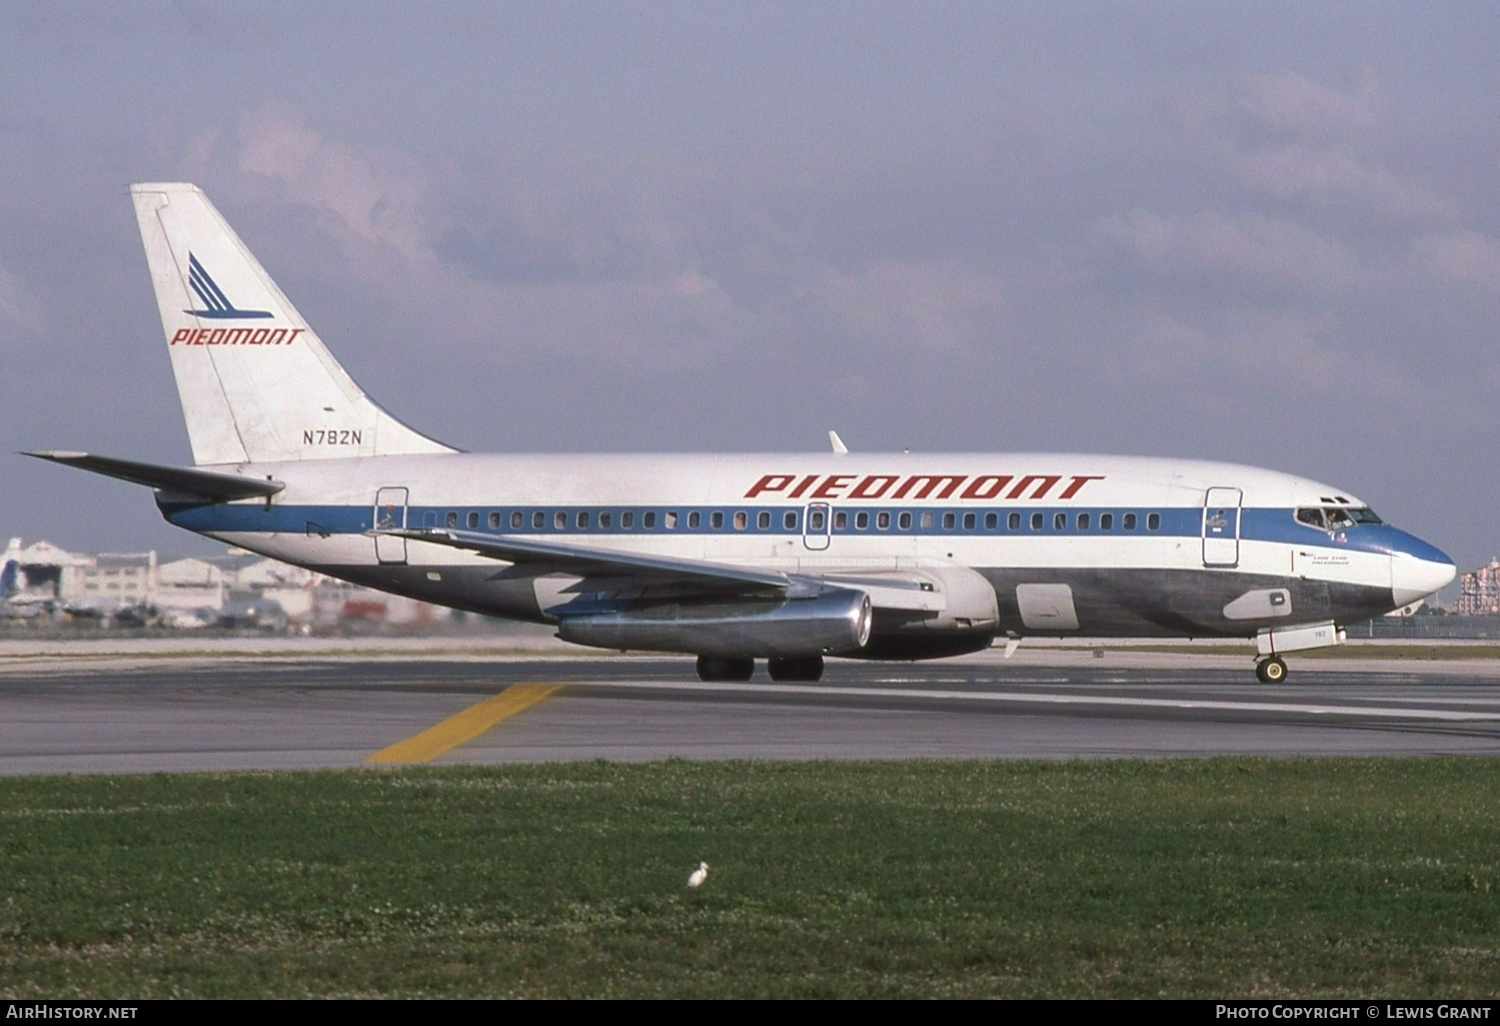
[1410,229,1500,296]
[1095,209,1359,295]
[819,260,1012,356]
[1237,145,1452,222]
[1231,69,1382,143]
[231,105,431,268]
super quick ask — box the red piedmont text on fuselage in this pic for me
[170,327,305,346]
[744,473,1105,502]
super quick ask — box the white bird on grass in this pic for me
[687,861,709,888]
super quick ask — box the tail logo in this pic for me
[184,253,273,319]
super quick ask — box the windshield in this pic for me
[1295,506,1382,530]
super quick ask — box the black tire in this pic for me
[696,655,755,682]
[1256,657,1288,684]
[768,656,825,682]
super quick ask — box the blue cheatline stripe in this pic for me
[158,501,1403,557]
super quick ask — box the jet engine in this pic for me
[557,587,872,658]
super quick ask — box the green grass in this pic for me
[2,759,1499,997]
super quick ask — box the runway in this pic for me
[3,647,1500,774]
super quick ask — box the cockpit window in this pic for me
[1296,506,1381,530]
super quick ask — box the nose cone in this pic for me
[1390,535,1457,608]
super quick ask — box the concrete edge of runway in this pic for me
[1,634,1498,677]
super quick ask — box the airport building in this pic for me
[1455,558,1500,616]
[2,537,443,630]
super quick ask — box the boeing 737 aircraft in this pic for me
[28,184,1456,683]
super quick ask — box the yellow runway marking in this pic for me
[366,683,562,764]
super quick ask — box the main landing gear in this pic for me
[695,656,753,682]
[695,655,826,682]
[1255,656,1288,684]
[767,656,824,682]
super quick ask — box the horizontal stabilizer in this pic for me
[24,451,283,502]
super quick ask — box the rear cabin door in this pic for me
[373,486,409,565]
[1202,487,1242,568]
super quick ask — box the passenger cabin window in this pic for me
[985,513,997,530]
[855,511,869,530]
[1147,513,1161,531]
[710,511,723,529]
[554,511,566,530]
[511,511,523,529]
[757,511,770,529]
[644,511,656,529]
[833,511,847,530]
[899,512,912,530]
[489,512,501,529]
[1123,513,1137,530]
[1009,512,1021,530]
[532,511,545,530]
[665,512,677,529]
[1054,512,1066,530]
[467,511,479,529]
[877,512,890,530]
[1100,513,1113,530]
[920,512,934,529]
[1031,512,1043,530]
[687,512,701,529]
[942,513,956,530]
[734,512,747,530]
[964,513,976,530]
[809,510,826,530]
[1077,513,1090,530]
[622,511,635,529]
[599,512,611,529]
[446,512,458,528]
[784,511,798,530]
[576,511,589,529]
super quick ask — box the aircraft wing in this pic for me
[24,451,284,502]
[378,527,793,594]
[377,526,949,611]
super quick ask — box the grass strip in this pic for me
[1,758,1497,998]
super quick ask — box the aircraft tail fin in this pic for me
[130,183,456,466]
[1,538,20,600]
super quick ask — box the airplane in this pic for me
[26,183,1456,684]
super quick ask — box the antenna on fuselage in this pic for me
[828,430,849,455]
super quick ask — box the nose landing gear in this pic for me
[1255,656,1288,684]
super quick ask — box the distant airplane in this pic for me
[28,184,1455,682]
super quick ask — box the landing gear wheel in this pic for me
[1256,657,1288,684]
[767,656,825,682]
[696,655,755,682]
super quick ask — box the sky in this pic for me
[2,1,1498,580]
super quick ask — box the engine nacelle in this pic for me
[557,587,872,658]
[857,565,999,660]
